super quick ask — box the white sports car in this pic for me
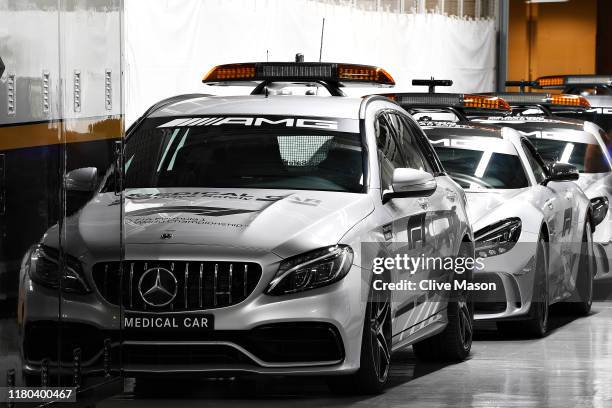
[420,119,594,337]
[471,95,611,281]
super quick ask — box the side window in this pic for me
[405,117,445,174]
[522,140,548,184]
[375,113,403,190]
[389,112,435,173]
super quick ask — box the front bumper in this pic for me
[20,263,366,377]
[593,228,612,280]
[472,238,538,321]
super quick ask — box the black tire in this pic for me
[327,283,392,395]
[497,236,549,338]
[412,273,473,362]
[570,219,594,315]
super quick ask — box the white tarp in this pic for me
[125,0,497,125]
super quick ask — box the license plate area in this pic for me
[123,313,214,331]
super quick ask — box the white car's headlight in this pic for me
[266,245,354,296]
[27,245,91,294]
[475,218,522,258]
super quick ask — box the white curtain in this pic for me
[125,0,497,125]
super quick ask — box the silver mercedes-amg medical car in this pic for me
[419,119,594,337]
[470,94,611,282]
[18,63,475,394]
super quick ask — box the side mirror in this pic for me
[65,167,98,192]
[383,168,437,203]
[543,162,579,185]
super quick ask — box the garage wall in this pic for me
[124,0,496,125]
[508,0,597,84]
[596,0,612,74]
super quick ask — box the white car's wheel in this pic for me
[412,273,473,362]
[571,219,594,315]
[327,282,391,395]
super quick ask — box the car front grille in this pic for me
[92,261,262,312]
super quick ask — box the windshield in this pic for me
[122,116,364,193]
[433,143,528,190]
[529,138,611,173]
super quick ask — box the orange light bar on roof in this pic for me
[550,94,591,108]
[337,64,395,86]
[202,62,395,86]
[203,63,256,82]
[463,95,512,112]
[537,76,565,87]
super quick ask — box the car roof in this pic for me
[418,121,503,138]
[147,95,365,119]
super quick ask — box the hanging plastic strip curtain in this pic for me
[124,0,496,126]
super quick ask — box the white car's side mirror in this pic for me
[383,168,437,203]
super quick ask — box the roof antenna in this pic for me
[428,76,436,94]
[319,17,325,62]
[264,49,271,98]
[505,80,537,93]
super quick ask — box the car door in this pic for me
[379,111,459,340]
[396,113,464,331]
[521,139,574,297]
[373,111,426,340]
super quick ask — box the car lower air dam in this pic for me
[475,218,522,258]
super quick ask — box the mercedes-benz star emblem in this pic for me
[138,267,178,307]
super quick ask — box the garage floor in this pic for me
[100,281,612,408]
[2,283,612,408]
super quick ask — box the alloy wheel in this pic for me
[457,294,473,351]
[369,288,391,383]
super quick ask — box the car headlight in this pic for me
[27,245,91,294]
[591,196,609,227]
[266,245,354,296]
[475,218,521,258]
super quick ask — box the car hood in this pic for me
[46,188,374,259]
[465,189,526,225]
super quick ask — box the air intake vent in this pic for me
[73,70,81,113]
[7,74,15,116]
[105,69,112,110]
[42,71,50,114]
